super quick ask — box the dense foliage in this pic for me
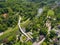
[0,0,60,45]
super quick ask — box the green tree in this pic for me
[39,28,48,36]
[26,41,32,45]
[47,10,54,18]
[42,42,47,45]
[49,30,56,39]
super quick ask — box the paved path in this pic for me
[18,16,31,40]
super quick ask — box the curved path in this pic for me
[18,16,31,40]
[38,22,51,45]
[33,11,51,45]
